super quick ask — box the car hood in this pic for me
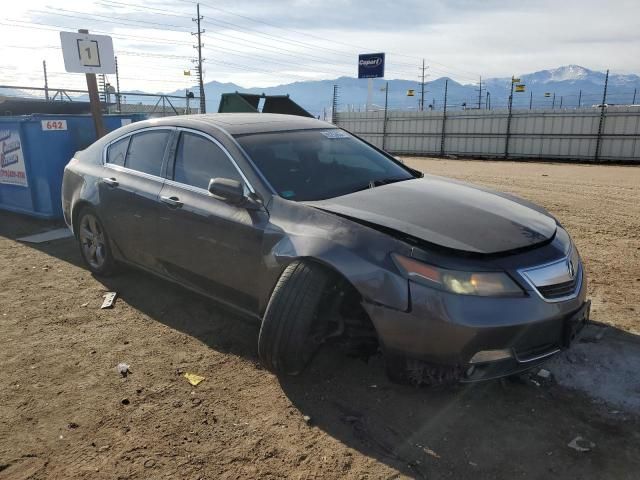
[306,176,557,254]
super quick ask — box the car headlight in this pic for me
[392,253,524,297]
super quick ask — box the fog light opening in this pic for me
[469,349,513,364]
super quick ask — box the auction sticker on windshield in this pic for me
[321,130,350,139]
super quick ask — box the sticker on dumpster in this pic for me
[41,120,68,131]
[0,129,28,187]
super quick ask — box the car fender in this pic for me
[258,197,411,314]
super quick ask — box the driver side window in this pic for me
[173,132,241,190]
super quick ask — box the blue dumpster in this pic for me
[0,113,146,219]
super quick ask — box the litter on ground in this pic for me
[184,372,205,386]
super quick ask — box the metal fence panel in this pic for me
[336,106,640,162]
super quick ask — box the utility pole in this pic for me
[486,91,490,110]
[505,77,515,159]
[440,79,448,156]
[382,82,389,150]
[115,56,122,113]
[192,3,206,113]
[476,76,483,109]
[79,29,105,138]
[560,96,563,108]
[529,90,533,109]
[419,59,428,111]
[552,92,556,109]
[42,60,49,101]
[595,69,609,161]
[633,88,637,104]
[98,74,106,104]
[331,84,339,124]
[578,89,582,108]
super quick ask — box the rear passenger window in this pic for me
[173,132,241,190]
[125,130,170,177]
[106,137,129,166]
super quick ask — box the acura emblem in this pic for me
[567,260,575,279]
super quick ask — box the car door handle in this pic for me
[160,195,183,208]
[102,177,119,187]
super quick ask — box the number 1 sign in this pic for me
[60,31,115,74]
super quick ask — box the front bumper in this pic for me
[364,273,589,381]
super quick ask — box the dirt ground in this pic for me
[1,158,640,479]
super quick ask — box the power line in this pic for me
[181,0,481,78]
[65,0,481,81]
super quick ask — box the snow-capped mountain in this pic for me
[115,65,640,114]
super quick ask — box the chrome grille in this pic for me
[519,246,582,302]
[537,278,578,299]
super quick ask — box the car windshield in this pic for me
[235,129,416,201]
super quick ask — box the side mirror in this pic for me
[208,178,245,205]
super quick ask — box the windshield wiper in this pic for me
[351,176,411,193]
[370,176,412,188]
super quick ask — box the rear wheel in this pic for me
[258,260,332,375]
[76,207,117,276]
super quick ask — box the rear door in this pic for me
[99,127,174,269]
[156,129,268,313]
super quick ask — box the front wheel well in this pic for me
[308,260,380,358]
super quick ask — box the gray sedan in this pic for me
[62,113,589,384]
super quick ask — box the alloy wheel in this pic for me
[79,214,107,270]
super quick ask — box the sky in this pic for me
[1,0,639,95]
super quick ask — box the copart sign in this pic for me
[358,52,385,79]
[0,129,28,187]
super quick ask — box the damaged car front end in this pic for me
[63,113,589,385]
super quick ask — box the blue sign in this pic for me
[358,53,385,79]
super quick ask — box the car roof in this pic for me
[130,113,334,136]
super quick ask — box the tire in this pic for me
[76,207,117,276]
[258,260,332,375]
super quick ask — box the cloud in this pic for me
[2,0,639,94]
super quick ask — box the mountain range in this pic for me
[3,65,638,115]
[166,65,640,115]
[167,65,639,115]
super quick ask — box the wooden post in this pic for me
[79,29,106,139]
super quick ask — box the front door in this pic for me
[99,128,173,269]
[156,129,268,314]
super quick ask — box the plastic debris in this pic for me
[17,228,73,243]
[568,436,595,452]
[423,447,440,459]
[302,415,312,425]
[184,372,205,386]
[116,363,130,377]
[101,292,117,309]
[537,368,552,379]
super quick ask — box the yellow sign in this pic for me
[183,70,191,76]
[515,85,526,92]
[512,77,521,83]
[544,92,551,97]
[406,89,415,96]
